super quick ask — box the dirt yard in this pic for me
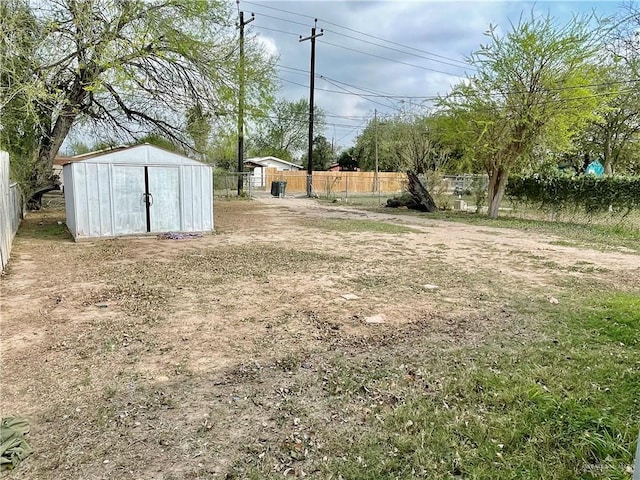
[1,194,638,479]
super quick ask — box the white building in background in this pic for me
[244,156,303,187]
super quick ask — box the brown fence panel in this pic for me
[264,168,406,195]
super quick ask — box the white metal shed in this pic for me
[63,144,213,241]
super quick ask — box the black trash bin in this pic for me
[270,181,287,197]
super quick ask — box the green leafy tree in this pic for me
[353,114,453,173]
[571,63,640,175]
[0,0,275,203]
[337,147,358,171]
[572,4,640,176]
[251,98,325,161]
[0,0,44,199]
[301,135,333,171]
[439,12,602,218]
[186,105,213,161]
[209,128,239,170]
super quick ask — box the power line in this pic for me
[318,39,466,77]
[279,67,416,99]
[241,0,470,66]
[249,10,311,29]
[252,24,301,37]
[321,27,471,71]
[249,9,472,70]
[276,76,399,101]
[336,119,368,142]
[279,65,441,99]
[247,118,365,130]
[319,76,440,100]
[320,76,400,110]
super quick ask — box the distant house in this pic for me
[244,156,303,187]
[328,162,360,172]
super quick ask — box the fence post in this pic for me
[345,175,349,202]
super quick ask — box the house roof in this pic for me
[56,144,205,167]
[244,156,303,169]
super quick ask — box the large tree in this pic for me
[440,13,602,218]
[578,2,640,175]
[353,114,453,173]
[0,0,275,202]
[250,98,325,161]
[301,135,333,171]
[571,60,640,175]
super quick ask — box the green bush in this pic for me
[507,174,640,214]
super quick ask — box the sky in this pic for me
[239,0,623,150]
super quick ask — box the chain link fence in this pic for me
[213,172,253,198]
[212,171,492,208]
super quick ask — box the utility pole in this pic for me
[374,109,379,193]
[237,7,254,195]
[299,20,323,197]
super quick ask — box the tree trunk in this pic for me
[27,106,79,207]
[406,171,438,212]
[487,167,508,219]
[603,135,613,175]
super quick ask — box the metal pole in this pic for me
[300,20,323,197]
[374,108,379,193]
[237,9,254,196]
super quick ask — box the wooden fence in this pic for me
[1,151,25,272]
[264,168,406,195]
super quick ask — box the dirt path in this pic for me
[1,196,638,479]
[256,194,639,276]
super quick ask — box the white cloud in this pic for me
[255,33,279,57]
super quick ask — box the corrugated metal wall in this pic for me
[1,151,25,271]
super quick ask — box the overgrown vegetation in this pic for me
[507,174,640,215]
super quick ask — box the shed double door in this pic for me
[112,166,181,235]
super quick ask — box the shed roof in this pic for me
[57,144,206,167]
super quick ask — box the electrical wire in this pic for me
[240,0,470,66]
[318,39,466,77]
[252,25,302,37]
[321,27,471,71]
[320,76,400,110]
[276,76,399,101]
[247,9,470,76]
[248,10,312,29]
